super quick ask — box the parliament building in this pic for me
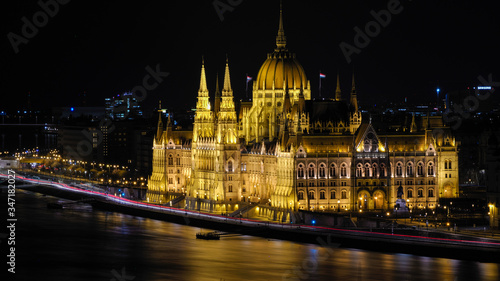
[146,7,459,222]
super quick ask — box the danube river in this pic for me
[4,189,499,281]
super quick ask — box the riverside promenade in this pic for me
[2,172,500,262]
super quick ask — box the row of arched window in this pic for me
[395,161,434,177]
[298,189,348,200]
[298,161,436,179]
[297,163,348,178]
[407,188,434,198]
[355,163,387,178]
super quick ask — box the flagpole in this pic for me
[246,73,248,99]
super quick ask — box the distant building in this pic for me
[146,6,459,221]
[0,158,19,169]
[105,92,143,120]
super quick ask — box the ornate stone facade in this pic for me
[146,6,459,221]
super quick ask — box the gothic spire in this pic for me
[410,112,417,133]
[350,73,358,112]
[198,56,208,96]
[335,72,341,101]
[222,56,232,95]
[275,0,287,50]
[156,102,163,142]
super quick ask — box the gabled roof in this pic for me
[354,122,385,152]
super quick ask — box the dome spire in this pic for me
[275,0,287,50]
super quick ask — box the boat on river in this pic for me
[196,232,220,240]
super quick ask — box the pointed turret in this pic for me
[156,112,163,142]
[350,73,358,112]
[410,113,417,133]
[335,73,342,101]
[275,1,287,50]
[222,56,232,95]
[194,57,214,141]
[217,56,237,144]
[199,56,208,97]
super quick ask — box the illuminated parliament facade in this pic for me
[146,9,459,221]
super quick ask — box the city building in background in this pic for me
[105,92,143,120]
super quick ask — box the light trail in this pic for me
[2,173,500,248]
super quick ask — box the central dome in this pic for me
[255,51,307,90]
[255,3,308,91]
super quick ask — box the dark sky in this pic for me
[1,0,499,114]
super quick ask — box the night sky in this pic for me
[1,0,499,115]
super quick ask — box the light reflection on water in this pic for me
[8,190,499,281]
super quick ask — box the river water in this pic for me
[3,189,499,281]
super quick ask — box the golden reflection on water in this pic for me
[13,191,500,281]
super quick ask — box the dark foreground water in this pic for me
[2,189,499,281]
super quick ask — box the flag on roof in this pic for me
[319,73,326,78]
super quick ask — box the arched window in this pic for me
[330,190,336,199]
[168,154,173,165]
[298,191,304,200]
[365,163,371,177]
[417,162,424,176]
[380,163,386,177]
[407,162,413,176]
[417,188,424,197]
[228,184,233,192]
[329,164,336,177]
[356,163,363,177]
[320,190,326,199]
[341,190,347,199]
[448,160,452,169]
[372,164,378,178]
[319,163,326,178]
[227,160,233,172]
[308,190,315,200]
[298,164,304,178]
[428,189,434,197]
[407,189,413,198]
[340,163,347,177]
[427,162,434,176]
[308,164,315,178]
[396,162,403,176]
